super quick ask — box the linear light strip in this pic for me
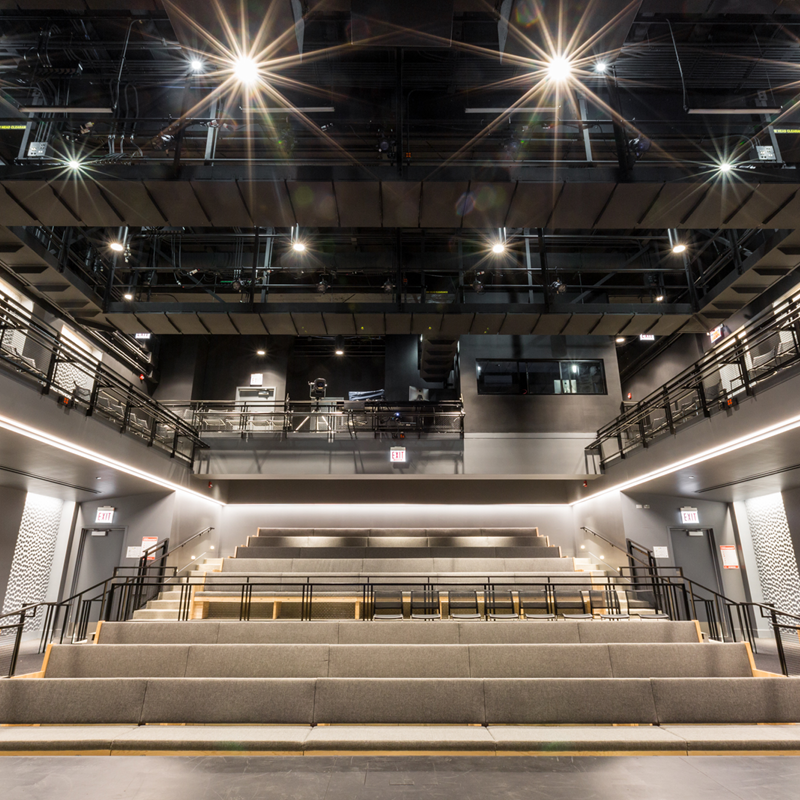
[465,107,558,114]
[0,413,224,506]
[687,108,782,115]
[18,107,114,114]
[573,412,800,506]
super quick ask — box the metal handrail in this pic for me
[0,292,207,464]
[581,527,653,569]
[589,290,800,469]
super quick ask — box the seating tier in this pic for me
[3,678,798,726]
[97,620,701,645]
[235,546,563,559]
[222,557,574,573]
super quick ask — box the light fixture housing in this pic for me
[256,349,266,356]
[123,293,134,301]
[717,161,733,174]
[594,62,608,74]
[292,241,306,253]
[655,295,664,302]
[616,337,625,343]
[491,242,506,254]
[190,59,204,73]
[672,243,687,254]
[66,159,82,170]
[109,242,125,253]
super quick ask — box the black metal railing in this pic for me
[164,399,465,439]
[0,292,207,465]
[588,291,800,470]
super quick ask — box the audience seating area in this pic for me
[3,620,800,756]
[3,525,799,757]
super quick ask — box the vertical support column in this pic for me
[524,228,535,304]
[579,96,593,164]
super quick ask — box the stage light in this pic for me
[292,241,306,253]
[383,278,395,293]
[655,295,664,302]
[233,56,259,85]
[491,242,506,254]
[672,243,687,254]
[190,59,204,73]
[109,242,124,253]
[123,292,133,301]
[256,349,266,356]
[595,62,608,74]
[616,337,625,343]
[334,335,344,356]
[67,159,82,171]
[546,56,573,83]
[317,278,329,294]
[718,161,733,174]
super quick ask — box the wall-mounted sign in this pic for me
[639,334,655,341]
[652,546,669,559]
[720,545,740,569]
[250,373,264,386]
[680,507,700,525]
[141,536,158,561]
[390,447,407,463]
[95,506,115,524]
[134,333,151,340]
[126,546,143,559]
[709,325,724,344]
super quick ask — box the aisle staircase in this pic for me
[132,558,223,620]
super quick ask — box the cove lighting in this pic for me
[573,410,800,506]
[0,412,224,506]
[546,56,573,83]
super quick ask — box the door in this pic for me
[669,528,723,593]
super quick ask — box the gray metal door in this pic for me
[669,528,722,594]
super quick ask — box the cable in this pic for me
[667,20,689,112]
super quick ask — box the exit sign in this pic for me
[639,334,655,341]
[95,506,115,524]
[390,447,406,463]
[680,507,699,525]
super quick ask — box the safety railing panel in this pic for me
[0,293,207,465]
[171,400,465,438]
[589,293,800,470]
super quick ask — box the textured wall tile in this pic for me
[1,493,64,629]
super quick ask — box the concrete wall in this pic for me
[0,485,30,612]
[621,335,705,402]
[459,335,622,435]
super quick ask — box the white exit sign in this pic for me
[680,507,699,525]
[639,334,655,341]
[390,447,406,463]
[95,506,115,524]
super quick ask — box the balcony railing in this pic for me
[588,290,800,471]
[0,293,207,465]
[164,399,465,439]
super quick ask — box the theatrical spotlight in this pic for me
[233,56,259,85]
[383,278,395,293]
[550,279,567,295]
[334,336,345,356]
[546,56,573,83]
[317,277,329,294]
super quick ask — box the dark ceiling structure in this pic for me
[1,0,800,346]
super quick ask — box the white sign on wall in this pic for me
[680,507,700,525]
[250,373,264,386]
[390,447,406,463]
[652,546,669,559]
[126,546,143,559]
[141,536,158,561]
[95,506,115,524]
[720,545,740,570]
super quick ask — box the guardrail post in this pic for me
[772,609,790,676]
[664,388,675,434]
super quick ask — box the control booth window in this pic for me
[476,359,606,396]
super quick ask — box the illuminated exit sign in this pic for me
[95,506,115,524]
[390,447,406,463]
[680,507,699,525]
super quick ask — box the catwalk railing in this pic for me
[587,291,800,470]
[0,292,206,465]
[164,399,465,439]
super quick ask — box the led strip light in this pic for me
[0,413,223,506]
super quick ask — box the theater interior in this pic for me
[3,0,800,796]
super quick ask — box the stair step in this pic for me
[132,609,181,620]
[146,600,181,610]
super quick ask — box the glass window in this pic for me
[477,359,606,396]
[476,360,523,395]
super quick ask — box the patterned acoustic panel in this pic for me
[745,493,800,617]
[1,493,64,630]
